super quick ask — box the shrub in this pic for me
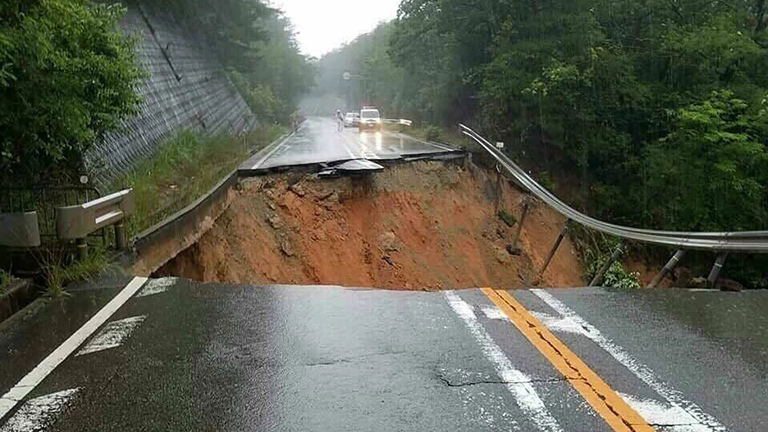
[0,0,144,186]
[424,125,442,142]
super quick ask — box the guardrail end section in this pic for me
[0,211,41,247]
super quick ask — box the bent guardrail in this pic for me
[56,189,135,259]
[459,124,768,287]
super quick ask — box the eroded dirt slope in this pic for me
[157,161,584,289]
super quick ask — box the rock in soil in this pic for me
[267,215,283,230]
[290,183,306,197]
[494,245,511,264]
[686,277,710,289]
[717,279,743,292]
[378,231,399,252]
[280,240,295,257]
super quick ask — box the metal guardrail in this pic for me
[382,118,413,126]
[0,186,103,241]
[56,189,135,259]
[460,124,768,287]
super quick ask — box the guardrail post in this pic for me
[114,222,127,250]
[589,243,624,287]
[509,200,530,254]
[538,220,571,279]
[707,252,728,286]
[647,249,685,289]
[495,165,503,210]
[76,238,88,261]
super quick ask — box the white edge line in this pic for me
[0,276,148,421]
[250,134,292,169]
[531,289,727,432]
[444,291,563,432]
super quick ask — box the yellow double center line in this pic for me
[482,288,655,432]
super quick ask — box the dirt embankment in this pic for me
[157,161,584,290]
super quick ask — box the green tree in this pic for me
[644,90,768,231]
[0,0,143,186]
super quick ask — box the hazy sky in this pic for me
[273,0,401,58]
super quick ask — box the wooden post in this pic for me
[509,200,530,254]
[538,220,570,279]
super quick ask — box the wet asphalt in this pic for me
[240,117,459,171]
[1,279,766,431]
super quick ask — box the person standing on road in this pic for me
[335,109,344,132]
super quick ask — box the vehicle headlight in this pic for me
[375,119,382,124]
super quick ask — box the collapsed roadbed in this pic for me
[152,159,584,290]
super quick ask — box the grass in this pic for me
[113,125,286,238]
[0,269,12,296]
[35,247,114,297]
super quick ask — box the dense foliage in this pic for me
[314,0,768,285]
[157,0,314,124]
[0,0,143,186]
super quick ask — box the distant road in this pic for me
[241,116,459,171]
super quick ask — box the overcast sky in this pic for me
[272,0,401,58]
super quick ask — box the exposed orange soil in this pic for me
[157,161,584,290]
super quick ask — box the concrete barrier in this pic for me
[130,172,239,276]
[0,212,41,248]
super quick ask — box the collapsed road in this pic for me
[1,118,767,431]
[2,280,766,431]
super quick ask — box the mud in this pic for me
[156,161,584,290]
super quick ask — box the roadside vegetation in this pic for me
[0,0,309,297]
[41,248,113,297]
[0,0,144,187]
[152,0,314,125]
[313,0,768,286]
[0,270,12,296]
[571,226,641,290]
[115,126,286,238]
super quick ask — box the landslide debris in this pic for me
[156,161,584,290]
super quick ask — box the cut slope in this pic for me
[156,161,584,289]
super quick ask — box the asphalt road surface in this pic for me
[240,117,459,171]
[1,278,766,431]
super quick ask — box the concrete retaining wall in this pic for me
[88,3,256,186]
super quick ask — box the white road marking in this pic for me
[136,277,178,298]
[0,277,148,421]
[0,389,79,432]
[249,134,292,169]
[529,311,590,336]
[339,136,359,160]
[76,315,147,356]
[481,306,508,321]
[619,393,712,432]
[483,307,587,337]
[444,291,564,432]
[531,289,726,431]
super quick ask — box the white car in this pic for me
[344,112,360,128]
[358,108,382,132]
